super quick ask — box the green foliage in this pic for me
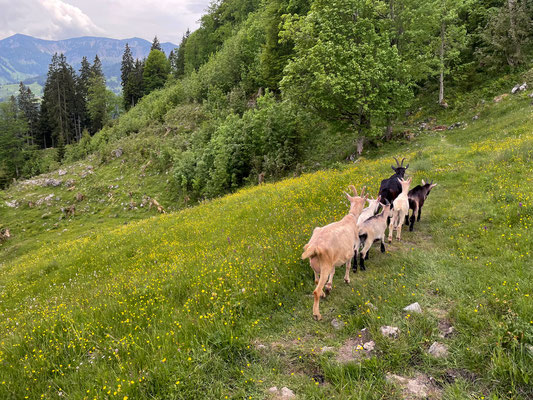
[172,92,302,199]
[143,49,170,95]
[87,74,109,133]
[1,95,532,399]
[0,100,27,187]
[281,0,412,148]
[477,0,533,69]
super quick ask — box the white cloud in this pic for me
[0,0,210,44]
[0,0,104,40]
[64,0,210,43]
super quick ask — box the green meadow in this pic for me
[0,94,532,399]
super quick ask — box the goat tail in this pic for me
[302,244,317,260]
[302,243,326,260]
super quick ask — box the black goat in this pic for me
[378,157,409,206]
[405,179,437,231]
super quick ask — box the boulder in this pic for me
[280,387,295,398]
[111,148,123,158]
[381,326,399,338]
[403,302,422,314]
[428,342,448,358]
[44,178,62,187]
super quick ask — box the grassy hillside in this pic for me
[0,93,532,399]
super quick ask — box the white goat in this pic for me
[302,185,367,320]
[357,195,381,225]
[388,177,412,242]
[357,201,392,271]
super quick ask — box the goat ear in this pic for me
[421,179,426,185]
[391,165,396,171]
[405,164,409,169]
[430,183,437,189]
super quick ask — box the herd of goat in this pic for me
[302,158,437,320]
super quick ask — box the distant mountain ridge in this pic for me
[0,34,178,97]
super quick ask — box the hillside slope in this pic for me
[0,95,532,399]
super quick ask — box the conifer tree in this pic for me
[151,36,162,51]
[124,59,145,108]
[170,29,189,78]
[121,44,135,109]
[121,43,134,88]
[91,54,104,78]
[17,83,39,145]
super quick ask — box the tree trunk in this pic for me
[356,137,364,156]
[507,0,521,65]
[385,116,393,141]
[439,21,445,105]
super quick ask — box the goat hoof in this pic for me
[313,314,322,321]
[352,268,357,273]
[324,286,331,295]
[409,226,414,232]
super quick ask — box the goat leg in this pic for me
[313,268,330,320]
[344,260,351,284]
[351,255,357,273]
[409,213,416,231]
[380,240,386,253]
[417,208,422,222]
[359,252,365,271]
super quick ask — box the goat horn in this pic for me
[400,157,406,167]
[393,157,400,166]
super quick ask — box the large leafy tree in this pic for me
[143,49,170,95]
[281,0,411,153]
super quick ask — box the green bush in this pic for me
[172,92,302,199]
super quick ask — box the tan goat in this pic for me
[388,177,412,242]
[301,185,367,320]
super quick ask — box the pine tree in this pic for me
[87,73,109,133]
[121,44,135,109]
[170,29,189,78]
[151,36,162,51]
[91,54,104,78]
[76,56,92,138]
[17,83,39,145]
[39,53,78,147]
[124,59,145,108]
[121,43,134,88]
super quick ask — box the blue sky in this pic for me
[0,0,211,44]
